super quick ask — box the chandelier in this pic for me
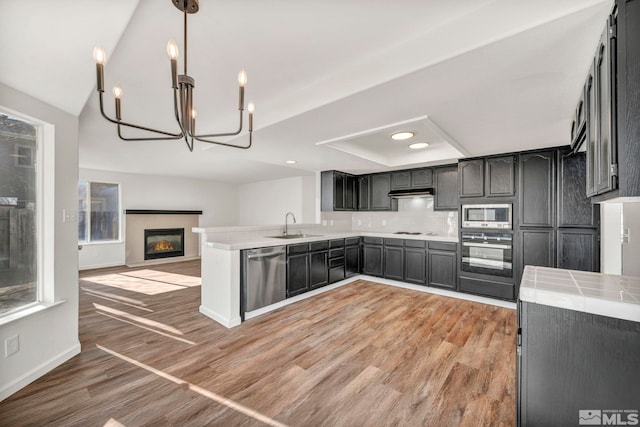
[92,0,254,152]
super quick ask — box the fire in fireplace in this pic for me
[144,228,184,260]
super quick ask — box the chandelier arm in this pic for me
[193,132,252,150]
[192,110,244,138]
[116,123,184,141]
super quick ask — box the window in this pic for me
[78,181,120,243]
[0,112,39,315]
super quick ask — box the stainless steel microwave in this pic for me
[461,204,512,229]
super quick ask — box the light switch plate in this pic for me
[5,334,19,357]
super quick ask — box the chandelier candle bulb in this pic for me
[93,46,105,92]
[248,101,255,132]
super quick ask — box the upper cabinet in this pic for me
[357,175,370,211]
[558,150,598,228]
[391,171,411,190]
[434,166,459,211]
[391,168,433,190]
[577,1,640,199]
[519,151,555,228]
[459,156,515,198]
[371,173,397,211]
[321,170,357,211]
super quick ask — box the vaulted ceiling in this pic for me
[0,0,612,183]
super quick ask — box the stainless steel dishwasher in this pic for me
[242,245,286,317]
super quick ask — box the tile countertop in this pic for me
[519,266,640,322]
[199,231,458,251]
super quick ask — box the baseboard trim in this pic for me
[126,256,200,268]
[0,341,81,402]
[199,305,241,328]
[79,261,124,271]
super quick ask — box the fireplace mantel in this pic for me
[125,209,203,215]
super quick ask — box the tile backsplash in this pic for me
[320,198,458,236]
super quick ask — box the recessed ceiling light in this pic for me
[285,160,297,164]
[409,142,429,150]
[391,131,414,141]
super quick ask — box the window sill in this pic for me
[0,300,67,326]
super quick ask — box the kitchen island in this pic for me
[517,266,640,426]
[193,225,458,328]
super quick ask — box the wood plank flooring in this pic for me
[0,260,516,426]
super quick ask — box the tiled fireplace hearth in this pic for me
[125,210,201,267]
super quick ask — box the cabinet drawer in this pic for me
[459,276,514,301]
[362,236,383,245]
[404,239,426,248]
[428,241,457,251]
[329,248,344,259]
[345,237,360,246]
[287,243,309,255]
[309,240,329,252]
[384,238,404,247]
[329,257,345,268]
[329,266,345,283]
[330,239,345,248]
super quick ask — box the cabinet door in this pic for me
[371,173,394,211]
[557,229,599,272]
[358,175,370,211]
[519,151,555,227]
[362,244,383,276]
[411,168,433,188]
[345,245,360,278]
[558,151,596,227]
[309,251,328,289]
[585,66,597,197]
[459,159,484,197]
[428,250,457,289]
[434,166,459,211]
[519,229,555,271]
[404,247,426,285]
[345,175,358,210]
[391,171,411,190]
[287,253,309,297]
[486,156,515,197]
[333,172,346,210]
[594,27,616,195]
[384,246,404,281]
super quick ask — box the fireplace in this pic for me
[144,228,185,260]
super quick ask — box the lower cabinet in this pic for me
[287,250,309,297]
[383,240,404,281]
[309,250,328,289]
[345,238,361,278]
[404,240,427,285]
[362,237,384,277]
[428,250,457,289]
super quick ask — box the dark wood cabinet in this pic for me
[519,229,555,270]
[358,175,370,211]
[321,170,357,211]
[517,302,640,426]
[309,250,328,290]
[458,159,484,197]
[383,240,404,281]
[391,171,411,190]
[371,173,396,211]
[585,63,598,197]
[434,166,459,211]
[557,229,599,272]
[519,151,555,227]
[486,156,515,196]
[362,237,383,277]
[411,168,433,187]
[287,252,309,297]
[345,242,360,278]
[558,151,597,227]
[428,250,457,289]
[404,246,426,285]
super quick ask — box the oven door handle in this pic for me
[462,242,511,249]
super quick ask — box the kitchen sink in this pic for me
[266,234,324,239]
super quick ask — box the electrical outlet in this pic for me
[5,334,19,357]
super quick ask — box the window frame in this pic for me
[78,180,122,245]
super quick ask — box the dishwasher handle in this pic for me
[246,250,286,260]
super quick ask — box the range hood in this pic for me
[388,188,435,199]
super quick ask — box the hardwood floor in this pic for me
[0,260,516,426]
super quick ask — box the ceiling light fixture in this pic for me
[92,0,254,152]
[409,142,429,149]
[285,160,297,164]
[391,131,414,141]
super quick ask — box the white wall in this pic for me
[0,82,81,400]
[78,168,239,269]
[600,201,640,277]
[237,176,317,226]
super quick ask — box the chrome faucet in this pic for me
[284,211,297,235]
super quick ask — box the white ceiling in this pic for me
[0,0,612,183]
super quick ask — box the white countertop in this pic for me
[519,266,640,322]
[201,231,458,251]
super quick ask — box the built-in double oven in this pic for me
[461,203,513,278]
